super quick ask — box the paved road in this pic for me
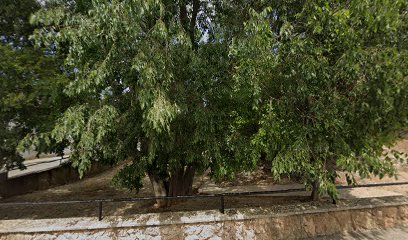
[314,226,408,239]
[7,156,70,179]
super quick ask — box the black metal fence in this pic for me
[1,181,408,221]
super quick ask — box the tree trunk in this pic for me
[167,166,195,206]
[311,180,320,201]
[148,166,195,207]
[148,173,168,208]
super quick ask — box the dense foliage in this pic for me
[0,0,69,169]
[30,0,247,204]
[230,0,408,199]
[27,0,407,202]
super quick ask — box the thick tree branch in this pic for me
[190,0,199,50]
[179,0,189,34]
[178,0,200,50]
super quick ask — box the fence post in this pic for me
[98,201,103,221]
[219,195,225,214]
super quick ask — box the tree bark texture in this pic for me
[148,173,168,208]
[311,180,320,201]
[149,165,195,207]
[179,0,200,50]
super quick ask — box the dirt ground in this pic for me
[0,137,407,220]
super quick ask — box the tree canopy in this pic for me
[30,0,247,205]
[230,0,408,199]
[0,0,69,169]
[27,0,407,202]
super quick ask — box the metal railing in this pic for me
[1,181,408,221]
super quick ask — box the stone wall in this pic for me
[1,196,408,239]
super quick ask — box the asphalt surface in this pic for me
[7,156,70,179]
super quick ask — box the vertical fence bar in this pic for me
[219,195,225,214]
[98,201,103,221]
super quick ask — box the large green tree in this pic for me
[30,0,255,206]
[29,0,407,204]
[230,0,408,200]
[0,0,69,170]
